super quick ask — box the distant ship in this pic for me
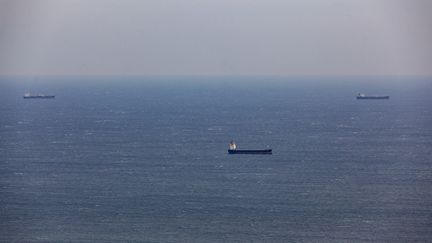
[23,93,55,99]
[356,93,389,100]
[228,141,272,154]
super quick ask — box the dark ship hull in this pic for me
[23,95,55,99]
[357,96,389,100]
[228,149,272,154]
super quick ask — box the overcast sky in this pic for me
[0,0,431,76]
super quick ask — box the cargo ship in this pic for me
[228,141,272,154]
[356,93,389,100]
[23,93,55,99]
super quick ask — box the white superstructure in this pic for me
[229,141,237,150]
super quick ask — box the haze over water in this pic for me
[0,76,432,242]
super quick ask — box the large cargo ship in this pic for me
[228,141,272,154]
[23,93,55,99]
[357,93,389,100]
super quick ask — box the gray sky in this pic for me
[0,0,431,76]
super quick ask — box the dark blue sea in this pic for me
[1,76,432,242]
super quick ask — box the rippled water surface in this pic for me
[1,77,431,242]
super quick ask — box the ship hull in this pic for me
[357,96,389,100]
[23,96,55,99]
[228,149,272,154]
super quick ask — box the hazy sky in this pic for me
[0,0,431,76]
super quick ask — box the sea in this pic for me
[1,76,431,242]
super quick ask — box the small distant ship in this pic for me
[356,93,389,100]
[23,93,55,99]
[228,141,272,154]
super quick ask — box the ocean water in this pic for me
[1,76,431,242]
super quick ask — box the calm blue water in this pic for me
[1,76,432,242]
